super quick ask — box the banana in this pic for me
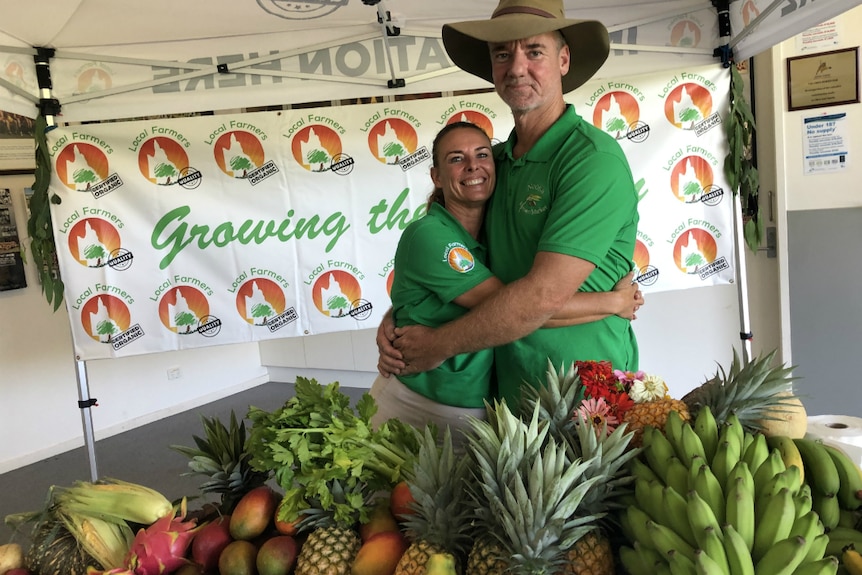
[627,506,657,551]
[794,438,841,498]
[694,405,720,463]
[805,532,830,563]
[840,509,860,528]
[761,466,803,499]
[634,540,665,569]
[813,491,841,531]
[666,409,687,461]
[790,556,840,575]
[667,456,692,496]
[753,449,787,499]
[635,477,662,523]
[647,519,697,563]
[752,487,796,562]
[712,439,743,494]
[689,456,707,490]
[688,489,723,544]
[744,433,770,476]
[727,460,755,496]
[796,484,814,519]
[843,545,862,575]
[823,526,862,557]
[722,524,755,575]
[766,435,805,487]
[790,509,825,542]
[695,463,727,525]
[668,548,698,575]
[753,535,808,575]
[665,485,699,549]
[726,475,756,551]
[742,431,755,459]
[645,426,678,483]
[694,548,728,575]
[822,443,862,511]
[702,525,731,575]
[724,413,746,456]
[631,457,662,484]
[682,423,709,467]
[620,546,652,575]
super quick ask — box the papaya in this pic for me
[230,486,279,541]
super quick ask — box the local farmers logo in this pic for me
[592,91,643,140]
[136,136,192,186]
[663,82,713,130]
[158,286,220,337]
[669,19,703,48]
[377,259,395,298]
[213,130,266,179]
[235,278,292,329]
[669,155,718,204]
[445,243,475,273]
[75,63,113,94]
[291,125,349,173]
[3,57,29,89]
[366,118,419,166]
[445,111,495,140]
[672,226,728,280]
[633,240,659,286]
[256,0,347,20]
[54,142,123,199]
[80,294,144,350]
[312,269,368,319]
[67,217,132,270]
[742,1,760,27]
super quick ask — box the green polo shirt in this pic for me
[391,203,494,408]
[486,104,640,406]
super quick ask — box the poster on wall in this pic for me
[45,64,734,360]
[803,112,850,174]
[0,111,35,172]
[0,188,26,291]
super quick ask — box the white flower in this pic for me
[629,374,668,403]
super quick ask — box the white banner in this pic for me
[47,64,733,360]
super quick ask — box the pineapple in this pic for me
[463,399,606,575]
[394,426,472,575]
[170,410,270,513]
[521,361,638,575]
[680,349,799,433]
[621,397,690,446]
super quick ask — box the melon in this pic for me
[757,391,808,438]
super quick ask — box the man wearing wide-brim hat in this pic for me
[385,0,641,406]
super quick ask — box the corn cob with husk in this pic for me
[53,478,173,525]
[55,510,133,570]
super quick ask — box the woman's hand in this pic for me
[376,311,405,377]
[613,272,644,320]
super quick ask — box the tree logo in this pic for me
[138,137,190,186]
[256,0,347,20]
[445,111,495,140]
[592,91,640,140]
[80,295,131,343]
[664,83,713,130]
[670,155,714,203]
[68,218,121,268]
[214,131,266,179]
[673,228,718,274]
[445,244,475,273]
[312,270,362,318]
[367,118,418,165]
[742,1,760,27]
[158,286,211,335]
[291,125,343,172]
[75,64,113,94]
[234,278,286,326]
[55,143,110,191]
[670,20,702,48]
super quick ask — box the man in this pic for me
[378,0,640,406]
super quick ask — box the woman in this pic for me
[370,122,640,440]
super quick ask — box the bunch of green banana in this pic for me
[618,408,837,575]
[792,438,862,531]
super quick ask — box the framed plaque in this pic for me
[787,47,859,111]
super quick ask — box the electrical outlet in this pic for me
[167,367,182,380]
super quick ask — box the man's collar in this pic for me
[500,104,578,163]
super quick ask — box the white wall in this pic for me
[0,175,267,473]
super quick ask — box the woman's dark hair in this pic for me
[426,121,491,211]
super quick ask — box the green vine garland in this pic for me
[724,64,762,252]
[26,114,64,311]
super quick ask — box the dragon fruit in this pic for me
[125,503,200,575]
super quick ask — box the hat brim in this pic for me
[442,17,609,93]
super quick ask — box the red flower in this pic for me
[576,360,634,420]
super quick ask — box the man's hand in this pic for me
[613,272,644,320]
[376,312,404,377]
[392,324,446,375]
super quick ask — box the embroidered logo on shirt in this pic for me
[518,183,549,215]
[444,243,475,273]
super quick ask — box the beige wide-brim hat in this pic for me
[442,0,610,93]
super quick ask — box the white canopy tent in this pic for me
[0,0,857,122]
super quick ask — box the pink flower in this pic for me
[575,397,619,435]
[614,369,646,388]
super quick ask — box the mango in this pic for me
[256,535,298,575]
[218,540,257,575]
[273,497,298,536]
[351,531,407,575]
[389,481,415,520]
[230,486,279,541]
[192,515,233,572]
[359,500,400,542]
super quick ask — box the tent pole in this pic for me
[732,188,754,365]
[35,46,100,480]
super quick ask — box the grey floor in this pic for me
[0,381,367,547]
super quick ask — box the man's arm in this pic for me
[393,251,595,372]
